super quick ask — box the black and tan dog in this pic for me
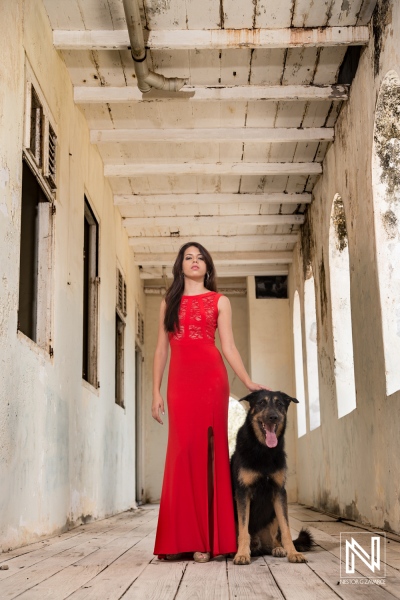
[231,389,313,565]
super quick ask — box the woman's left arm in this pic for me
[217,295,269,392]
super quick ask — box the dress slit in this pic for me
[207,426,215,554]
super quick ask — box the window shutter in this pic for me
[123,280,127,316]
[117,268,127,318]
[140,315,144,345]
[45,123,57,190]
[118,269,123,313]
[136,306,144,345]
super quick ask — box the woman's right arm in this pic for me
[152,299,169,424]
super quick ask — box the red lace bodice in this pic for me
[169,292,221,343]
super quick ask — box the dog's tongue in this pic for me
[265,424,278,448]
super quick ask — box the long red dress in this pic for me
[154,291,237,557]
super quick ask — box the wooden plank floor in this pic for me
[1,504,399,599]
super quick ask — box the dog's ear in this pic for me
[239,390,266,408]
[282,392,299,405]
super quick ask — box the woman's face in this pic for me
[182,246,207,280]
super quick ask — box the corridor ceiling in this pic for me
[43,0,377,281]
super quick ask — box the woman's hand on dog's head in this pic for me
[246,382,271,392]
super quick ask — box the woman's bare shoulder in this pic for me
[217,294,231,310]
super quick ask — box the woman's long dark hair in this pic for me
[164,242,217,332]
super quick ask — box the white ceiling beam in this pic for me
[118,203,305,218]
[128,234,298,247]
[75,84,349,104]
[92,127,333,144]
[139,264,289,279]
[114,193,311,205]
[105,162,322,177]
[54,26,369,51]
[133,251,293,266]
[123,215,304,228]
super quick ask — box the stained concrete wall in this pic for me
[143,293,249,502]
[246,277,297,502]
[0,0,144,551]
[291,0,400,532]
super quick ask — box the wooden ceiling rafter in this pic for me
[129,234,299,247]
[92,127,334,143]
[75,84,349,103]
[134,251,294,266]
[53,26,369,51]
[113,193,312,205]
[104,162,322,177]
[139,264,289,279]
[123,213,305,228]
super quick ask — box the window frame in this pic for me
[82,196,100,388]
[17,63,57,355]
[115,266,127,408]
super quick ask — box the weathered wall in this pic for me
[291,0,400,532]
[0,0,144,551]
[144,293,249,502]
[247,277,297,502]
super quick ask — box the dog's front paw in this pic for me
[288,552,308,563]
[272,546,287,558]
[233,553,251,565]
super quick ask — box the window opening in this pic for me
[304,275,321,430]
[372,70,400,396]
[18,160,53,349]
[82,197,99,387]
[116,268,127,408]
[255,275,288,299]
[293,291,307,437]
[115,313,125,408]
[18,74,56,354]
[329,194,356,417]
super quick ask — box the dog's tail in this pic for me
[293,528,314,552]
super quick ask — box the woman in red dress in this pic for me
[152,242,267,562]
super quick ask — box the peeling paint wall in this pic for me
[0,0,144,551]
[291,0,400,532]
